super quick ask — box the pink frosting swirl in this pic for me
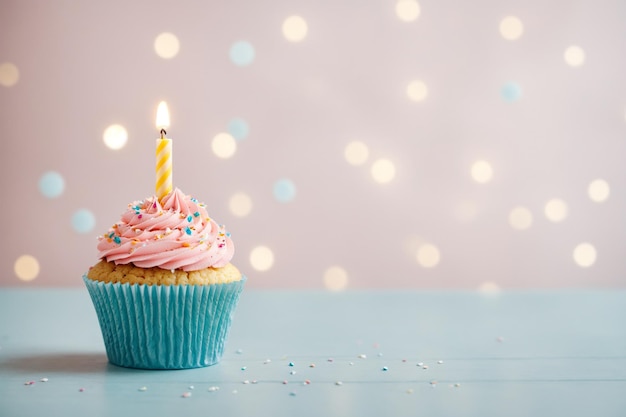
[97,188,234,271]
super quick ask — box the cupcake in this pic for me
[84,187,245,369]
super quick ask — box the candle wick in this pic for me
[160,129,166,139]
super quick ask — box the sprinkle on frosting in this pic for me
[97,188,234,271]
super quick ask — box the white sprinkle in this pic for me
[290,370,296,375]
[251,380,258,384]
[208,386,220,392]
[263,359,272,364]
[138,386,147,392]
[417,362,424,366]
[335,381,343,386]
[437,360,444,364]
[182,392,192,398]
[358,354,367,359]
[188,385,195,390]
[406,389,414,394]
[422,365,429,370]
[40,378,49,382]
[236,348,243,354]
[454,383,461,387]
[349,362,354,366]
[242,380,250,384]
[377,352,383,357]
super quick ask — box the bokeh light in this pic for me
[323,266,349,291]
[478,281,501,295]
[501,82,522,102]
[416,243,441,268]
[509,206,533,230]
[154,32,180,59]
[471,160,493,184]
[344,141,369,166]
[228,118,249,141]
[0,62,19,87]
[573,242,596,267]
[273,179,296,203]
[406,80,428,102]
[72,209,96,234]
[39,171,65,198]
[229,41,255,66]
[229,192,253,217]
[103,124,128,150]
[395,0,420,22]
[544,198,568,222]
[371,159,396,183]
[588,179,610,202]
[14,255,40,282]
[499,16,524,40]
[282,16,308,42]
[564,45,585,67]
[211,133,237,159]
[250,246,274,271]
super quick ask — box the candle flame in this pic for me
[156,101,170,130]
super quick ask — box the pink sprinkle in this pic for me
[282,380,288,385]
[182,392,192,398]
[24,381,35,386]
[79,388,85,392]
[304,380,311,385]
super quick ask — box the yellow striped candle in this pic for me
[155,101,172,201]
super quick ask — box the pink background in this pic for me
[1,0,625,289]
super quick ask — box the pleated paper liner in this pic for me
[83,275,246,369]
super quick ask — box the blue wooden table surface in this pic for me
[1,289,625,417]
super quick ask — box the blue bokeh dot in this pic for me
[229,41,255,67]
[228,118,250,141]
[501,82,522,102]
[39,171,65,198]
[72,209,96,234]
[273,179,296,203]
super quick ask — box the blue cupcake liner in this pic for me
[83,275,245,369]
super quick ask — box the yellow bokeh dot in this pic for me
[471,160,493,184]
[250,246,274,271]
[323,266,349,291]
[395,0,420,22]
[588,179,610,202]
[406,80,428,102]
[229,192,253,217]
[103,124,128,150]
[416,243,440,268]
[212,133,237,159]
[282,15,308,42]
[14,255,40,281]
[573,242,596,268]
[564,45,585,67]
[499,16,524,40]
[344,141,369,166]
[371,158,396,183]
[509,206,533,230]
[478,281,501,295]
[154,32,180,59]
[544,198,568,222]
[0,62,20,87]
